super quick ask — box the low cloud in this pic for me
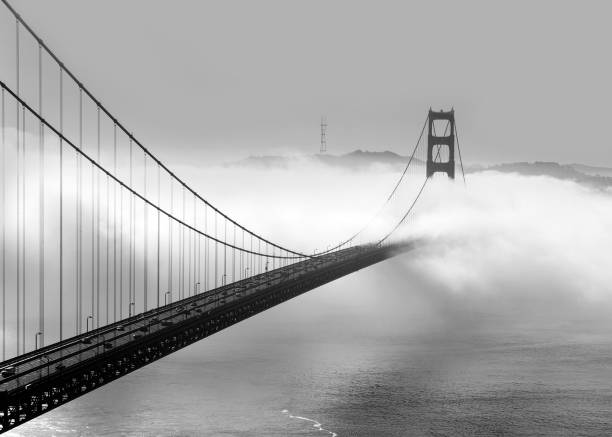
[2,124,611,347]
[184,161,612,340]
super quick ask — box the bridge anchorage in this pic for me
[427,109,456,179]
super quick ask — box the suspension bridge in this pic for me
[0,1,465,433]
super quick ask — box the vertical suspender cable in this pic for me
[193,196,196,293]
[180,185,184,299]
[143,153,148,311]
[15,16,21,355]
[128,138,133,315]
[1,88,5,359]
[90,114,95,327]
[95,106,100,328]
[192,199,195,294]
[178,186,182,297]
[77,87,82,334]
[204,203,208,291]
[157,162,160,307]
[215,221,219,284]
[193,194,196,294]
[119,129,123,320]
[106,158,110,324]
[168,177,173,302]
[187,192,191,296]
[214,213,217,288]
[59,67,63,340]
[132,140,137,314]
[38,42,45,347]
[113,123,117,322]
[183,186,186,297]
[119,184,123,320]
[195,195,199,293]
[21,106,25,352]
[188,196,192,295]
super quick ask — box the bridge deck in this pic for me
[0,242,413,433]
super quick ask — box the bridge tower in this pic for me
[426,109,455,179]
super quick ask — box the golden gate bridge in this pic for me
[0,1,465,432]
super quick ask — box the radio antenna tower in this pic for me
[320,116,327,153]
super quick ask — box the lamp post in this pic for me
[35,331,43,350]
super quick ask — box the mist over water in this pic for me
[181,160,612,332]
[8,158,612,436]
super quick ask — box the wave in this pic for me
[281,409,338,437]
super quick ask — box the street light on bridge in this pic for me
[86,316,94,333]
[35,331,43,350]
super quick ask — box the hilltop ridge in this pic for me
[226,150,612,188]
[227,150,424,170]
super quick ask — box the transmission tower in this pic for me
[320,116,327,153]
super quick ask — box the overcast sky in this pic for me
[9,0,612,166]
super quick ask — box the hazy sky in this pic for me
[8,0,612,166]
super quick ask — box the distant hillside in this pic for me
[227,150,612,188]
[227,150,424,170]
[569,163,612,178]
[316,150,425,169]
[481,161,612,188]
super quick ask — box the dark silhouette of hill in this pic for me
[481,161,612,188]
[226,150,424,170]
[569,163,612,178]
[227,150,612,188]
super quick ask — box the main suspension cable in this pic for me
[315,113,430,255]
[0,82,305,261]
[377,177,429,245]
[455,120,467,185]
[0,0,308,259]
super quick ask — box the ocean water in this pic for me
[7,258,612,437]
